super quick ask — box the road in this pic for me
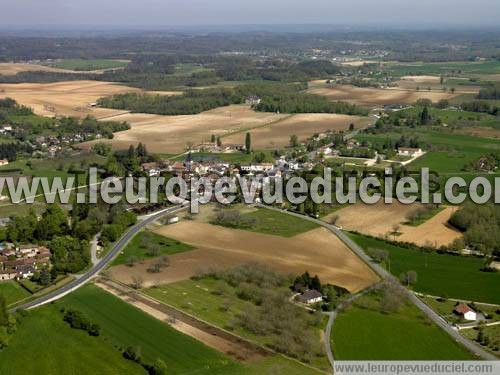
[256,204,497,361]
[11,204,187,312]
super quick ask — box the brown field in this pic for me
[80,105,289,153]
[308,82,459,106]
[0,62,99,76]
[108,221,379,292]
[223,113,372,149]
[0,80,179,118]
[455,127,500,138]
[327,201,462,247]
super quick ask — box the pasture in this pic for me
[350,233,500,304]
[52,59,129,71]
[385,60,500,77]
[0,62,94,76]
[0,281,30,306]
[109,220,379,292]
[332,292,474,360]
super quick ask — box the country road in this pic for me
[11,204,187,312]
[257,204,498,361]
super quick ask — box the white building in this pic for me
[454,303,477,321]
[397,147,423,158]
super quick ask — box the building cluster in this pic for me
[190,142,245,154]
[0,244,51,281]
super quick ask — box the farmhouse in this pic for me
[453,303,477,321]
[0,159,9,166]
[297,289,323,304]
[398,147,423,158]
[141,162,161,177]
[245,96,261,106]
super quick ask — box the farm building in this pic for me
[453,303,477,321]
[297,289,323,304]
[245,96,261,106]
[397,147,423,158]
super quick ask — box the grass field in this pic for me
[53,59,129,71]
[461,325,500,358]
[112,231,194,266]
[350,233,500,304]
[332,292,474,360]
[385,61,500,77]
[0,281,30,306]
[239,208,319,237]
[58,284,240,373]
[0,304,143,374]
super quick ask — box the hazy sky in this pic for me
[2,0,500,28]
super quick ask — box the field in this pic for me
[0,62,98,76]
[327,201,462,248]
[109,220,379,292]
[52,59,129,71]
[308,82,457,107]
[112,231,194,266]
[223,113,372,149]
[350,233,500,304]
[384,60,500,77]
[394,75,480,93]
[332,293,474,360]
[0,281,30,306]
[0,304,143,374]
[81,105,289,153]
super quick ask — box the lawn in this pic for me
[240,208,319,237]
[350,233,500,304]
[53,58,129,71]
[0,304,143,374]
[111,231,194,266]
[0,281,30,306]
[332,293,475,360]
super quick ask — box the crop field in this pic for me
[332,293,474,360]
[59,284,240,373]
[0,281,30,306]
[109,220,379,292]
[328,201,462,248]
[52,59,129,71]
[0,304,143,374]
[394,75,480,93]
[0,62,97,76]
[111,231,194,266]
[0,80,146,118]
[81,105,289,153]
[384,60,500,77]
[350,234,500,304]
[223,113,372,149]
[308,82,457,107]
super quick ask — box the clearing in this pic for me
[308,82,458,107]
[326,201,461,248]
[108,220,379,292]
[223,113,371,149]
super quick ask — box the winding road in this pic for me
[11,204,187,312]
[256,204,498,361]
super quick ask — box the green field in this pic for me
[350,234,500,304]
[461,324,500,357]
[241,208,319,237]
[0,304,143,374]
[173,63,213,76]
[386,60,500,77]
[112,231,194,266]
[332,293,474,360]
[0,281,30,306]
[53,58,129,71]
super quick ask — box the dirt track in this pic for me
[108,221,379,292]
[96,279,271,362]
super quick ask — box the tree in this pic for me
[419,106,431,125]
[400,270,418,287]
[151,359,167,375]
[245,132,251,153]
[349,123,355,131]
[290,134,299,148]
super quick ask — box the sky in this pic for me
[1,0,500,29]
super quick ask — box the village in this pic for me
[0,243,51,282]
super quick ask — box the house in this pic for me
[454,303,477,321]
[397,147,423,158]
[245,96,261,106]
[141,162,161,177]
[297,289,323,304]
[0,159,9,166]
[0,270,17,281]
